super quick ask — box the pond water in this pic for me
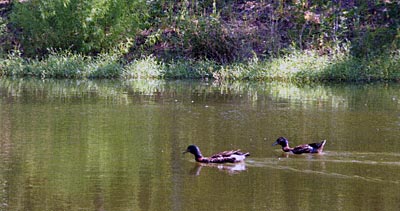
[0,78,400,211]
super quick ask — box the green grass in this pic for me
[1,50,399,83]
[220,50,400,83]
[0,51,123,79]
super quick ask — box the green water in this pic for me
[1,79,400,211]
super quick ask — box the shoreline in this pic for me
[1,51,399,83]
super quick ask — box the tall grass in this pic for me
[0,51,123,79]
[218,50,400,83]
[1,50,399,82]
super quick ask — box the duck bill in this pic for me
[182,150,189,154]
[272,141,279,146]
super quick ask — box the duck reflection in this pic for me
[189,162,247,176]
[276,152,325,159]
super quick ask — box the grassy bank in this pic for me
[1,50,399,83]
[0,1,398,83]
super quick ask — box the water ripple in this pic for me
[246,155,400,185]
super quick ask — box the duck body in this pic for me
[272,137,326,154]
[184,145,250,163]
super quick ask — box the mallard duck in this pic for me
[183,145,250,163]
[272,137,326,154]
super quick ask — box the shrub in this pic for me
[164,59,218,79]
[123,56,165,79]
[10,0,148,57]
[351,27,399,58]
[181,16,239,63]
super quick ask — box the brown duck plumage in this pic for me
[272,137,326,154]
[184,145,250,163]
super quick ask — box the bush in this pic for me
[123,56,165,79]
[182,16,239,63]
[351,27,399,58]
[164,59,218,79]
[10,0,149,57]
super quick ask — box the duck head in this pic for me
[272,137,289,147]
[183,145,203,158]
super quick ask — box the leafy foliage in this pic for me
[10,0,148,57]
[141,0,399,61]
[0,0,399,82]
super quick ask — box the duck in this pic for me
[272,137,326,154]
[183,145,250,163]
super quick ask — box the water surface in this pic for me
[0,79,400,211]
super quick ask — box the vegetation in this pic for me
[8,0,147,56]
[0,0,399,82]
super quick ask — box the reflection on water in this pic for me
[189,162,248,176]
[1,78,400,211]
